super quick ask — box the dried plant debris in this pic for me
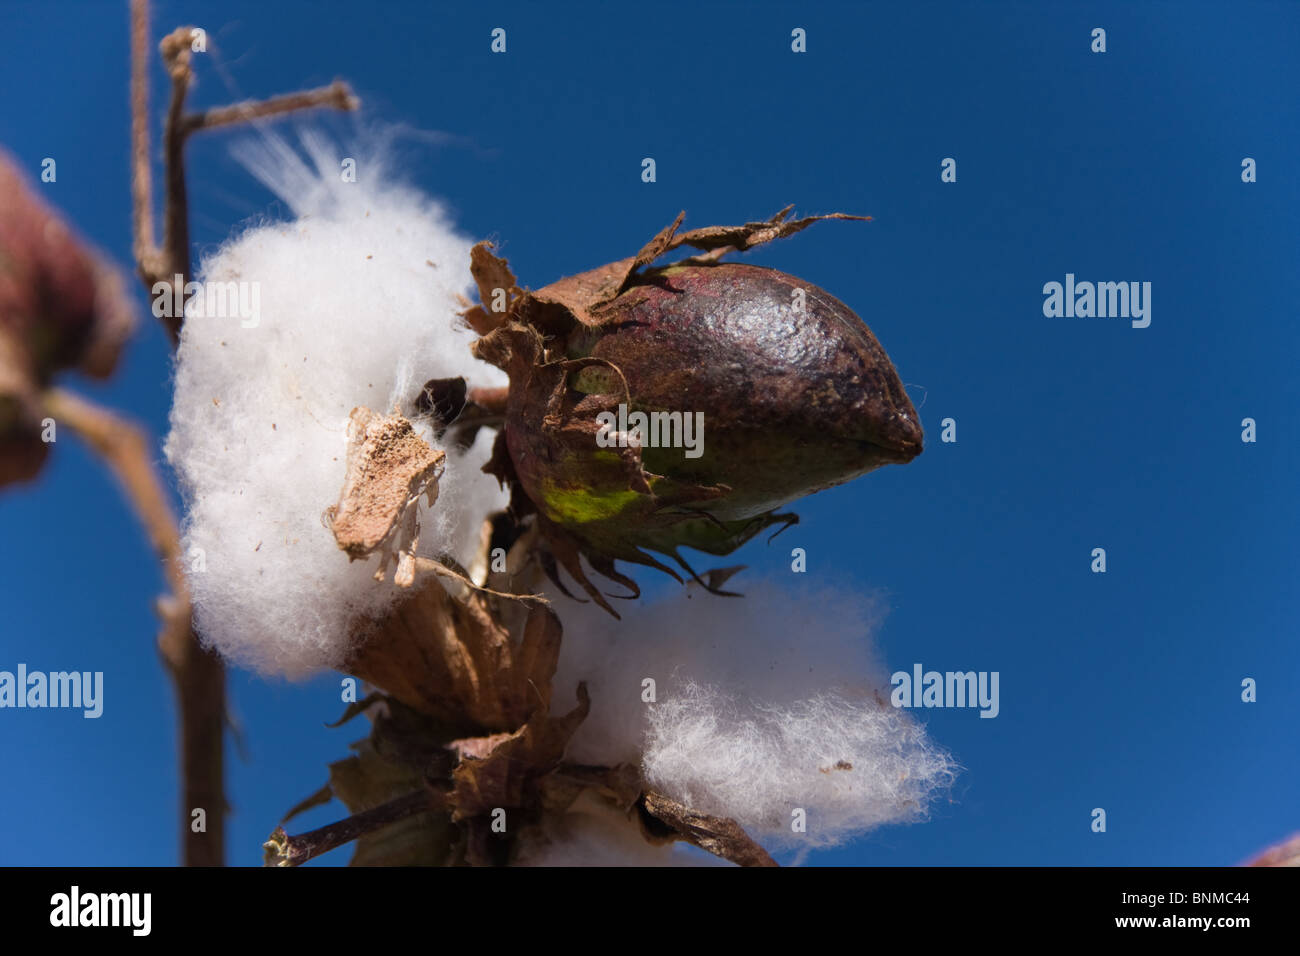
[277,584,790,866]
[0,149,134,486]
[466,207,923,613]
[637,791,777,868]
[345,588,563,731]
[326,406,446,587]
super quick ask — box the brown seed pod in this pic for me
[464,207,921,614]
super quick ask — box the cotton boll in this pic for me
[548,582,958,849]
[165,130,507,677]
[551,580,887,766]
[644,682,955,849]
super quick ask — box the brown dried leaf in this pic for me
[329,741,424,814]
[665,205,869,259]
[466,241,520,333]
[346,583,564,731]
[279,781,335,826]
[330,745,451,868]
[448,682,590,822]
[273,732,451,867]
[626,210,687,274]
[323,691,384,728]
[348,807,450,866]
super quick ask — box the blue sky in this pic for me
[0,0,1296,866]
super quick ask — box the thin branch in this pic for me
[158,27,195,334]
[43,389,183,593]
[129,0,159,281]
[183,81,359,136]
[130,5,358,341]
[127,0,358,866]
[43,387,227,867]
[264,787,446,867]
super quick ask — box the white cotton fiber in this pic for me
[164,130,507,677]
[549,581,958,850]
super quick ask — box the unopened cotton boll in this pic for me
[164,130,507,677]
[549,581,958,850]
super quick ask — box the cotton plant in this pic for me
[10,4,1300,873]
[1,0,955,867]
[154,119,959,865]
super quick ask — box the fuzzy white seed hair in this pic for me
[164,130,507,677]
[549,581,958,850]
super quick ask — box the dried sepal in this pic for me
[637,791,779,867]
[448,682,590,822]
[523,205,870,329]
[344,583,563,731]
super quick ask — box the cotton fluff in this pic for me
[549,581,958,850]
[165,130,507,677]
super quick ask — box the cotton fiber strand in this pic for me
[165,131,507,677]
[549,582,958,849]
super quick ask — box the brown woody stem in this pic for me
[43,387,227,866]
[183,81,358,136]
[127,0,356,865]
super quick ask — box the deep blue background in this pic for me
[0,0,1296,866]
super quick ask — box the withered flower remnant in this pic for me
[0,149,134,486]
[464,207,922,613]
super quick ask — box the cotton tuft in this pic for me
[549,581,958,850]
[165,130,507,677]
